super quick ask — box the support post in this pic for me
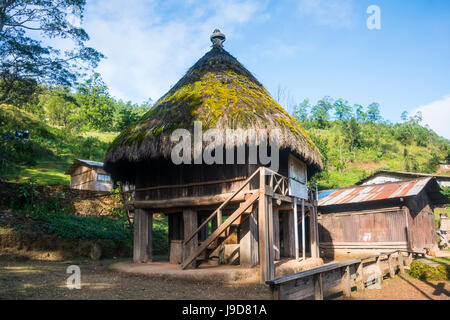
[133,209,152,263]
[273,209,280,260]
[310,206,319,258]
[356,262,364,291]
[313,274,323,300]
[342,266,351,298]
[267,195,275,280]
[398,252,405,275]
[388,254,395,278]
[258,168,268,283]
[183,209,198,268]
[293,197,299,260]
[301,199,305,261]
[282,211,295,257]
[376,255,383,285]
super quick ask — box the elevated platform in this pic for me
[109,258,323,284]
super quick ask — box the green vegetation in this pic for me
[409,259,449,281]
[294,97,450,189]
[0,104,115,185]
[9,179,132,248]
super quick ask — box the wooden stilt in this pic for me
[293,197,299,260]
[301,198,305,260]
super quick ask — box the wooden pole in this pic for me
[388,254,395,278]
[342,265,351,297]
[268,195,275,280]
[293,197,299,260]
[313,274,323,300]
[376,255,383,285]
[356,261,364,291]
[259,168,267,283]
[301,198,305,261]
[398,252,405,275]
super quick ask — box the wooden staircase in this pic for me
[180,168,262,270]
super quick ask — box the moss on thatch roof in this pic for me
[104,44,323,178]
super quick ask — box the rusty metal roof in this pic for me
[318,177,432,207]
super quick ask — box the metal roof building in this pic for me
[317,178,448,257]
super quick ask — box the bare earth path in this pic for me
[0,255,449,300]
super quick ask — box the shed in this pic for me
[317,177,448,256]
[65,159,113,192]
[356,170,450,188]
[104,30,323,282]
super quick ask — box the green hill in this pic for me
[1,103,449,190]
[0,104,118,185]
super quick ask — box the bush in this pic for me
[409,260,450,281]
[10,179,132,248]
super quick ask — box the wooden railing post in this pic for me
[407,252,413,266]
[388,254,395,278]
[356,261,364,291]
[313,274,323,300]
[398,252,405,275]
[342,266,351,298]
[376,255,383,285]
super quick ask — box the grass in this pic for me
[431,257,450,265]
[1,104,119,186]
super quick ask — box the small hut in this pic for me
[104,30,323,282]
[318,177,448,257]
[66,159,112,192]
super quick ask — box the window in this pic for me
[97,174,111,182]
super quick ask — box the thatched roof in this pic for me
[104,30,323,180]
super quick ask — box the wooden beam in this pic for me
[183,209,198,268]
[398,252,405,275]
[388,254,395,278]
[293,197,299,260]
[313,273,323,300]
[301,199,305,261]
[356,262,364,291]
[273,209,280,260]
[128,191,256,210]
[268,195,275,280]
[342,265,351,298]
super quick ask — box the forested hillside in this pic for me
[292,97,450,189]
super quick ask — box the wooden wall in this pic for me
[70,165,112,192]
[318,190,439,254]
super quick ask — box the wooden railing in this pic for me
[183,167,263,247]
[266,250,423,300]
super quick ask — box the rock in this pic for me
[90,243,102,260]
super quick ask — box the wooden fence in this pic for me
[266,250,426,300]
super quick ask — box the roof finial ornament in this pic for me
[210,29,225,48]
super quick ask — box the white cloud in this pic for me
[82,0,266,104]
[412,96,450,139]
[297,0,355,28]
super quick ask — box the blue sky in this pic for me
[74,0,449,138]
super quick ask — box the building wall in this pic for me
[360,174,404,186]
[405,191,438,250]
[70,165,112,191]
[318,192,439,255]
[318,207,408,255]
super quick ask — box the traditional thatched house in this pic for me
[318,177,448,257]
[104,30,323,281]
[66,159,113,192]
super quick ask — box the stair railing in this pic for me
[183,167,263,247]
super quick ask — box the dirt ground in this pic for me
[0,254,449,300]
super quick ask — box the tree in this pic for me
[333,98,352,121]
[400,111,408,122]
[76,73,115,131]
[355,104,367,123]
[39,86,77,127]
[342,117,362,151]
[367,103,382,123]
[0,0,103,104]
[293,99,310,123]
[311,96,333,129]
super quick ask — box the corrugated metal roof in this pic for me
[318,177,432,207]
[76,159,104,168]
